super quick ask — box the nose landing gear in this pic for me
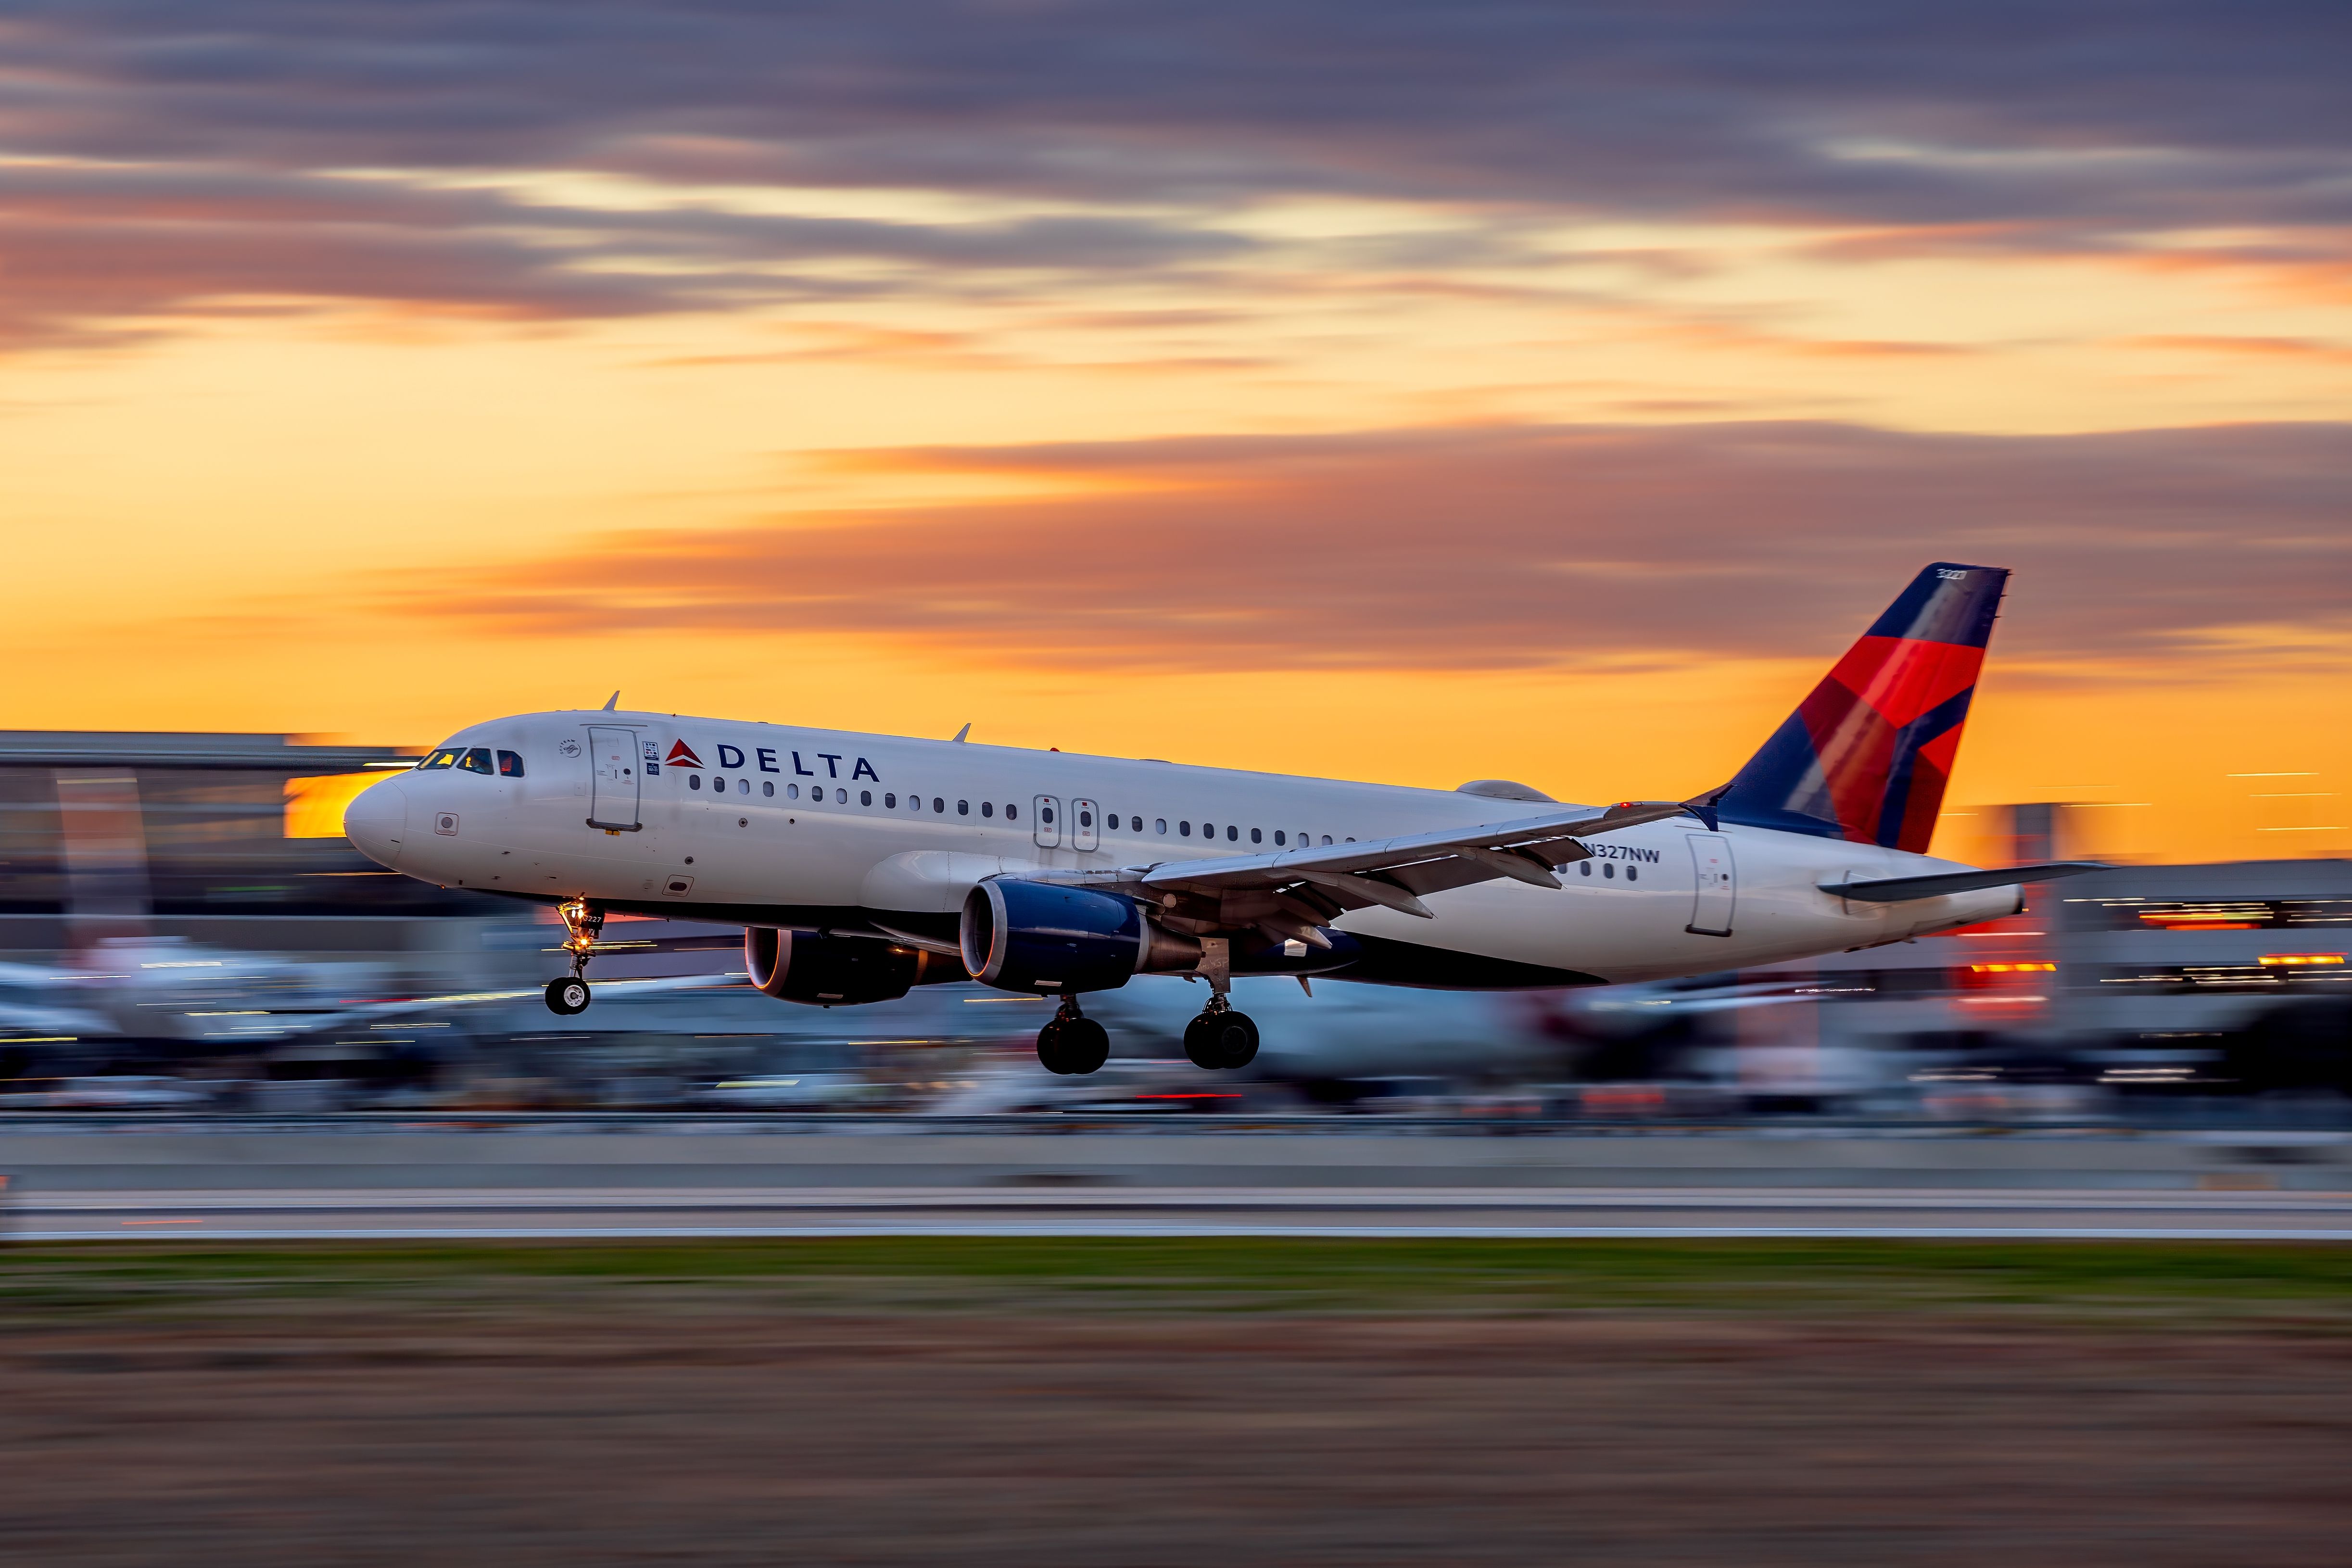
[1035,995,1110,1076]
[1183,993,1259,1070]
[544,898,604,1015]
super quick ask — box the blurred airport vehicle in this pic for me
[694,1071,878,1111]
[39,1074,212,1110]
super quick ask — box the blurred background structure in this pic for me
[1,729,2342,1122]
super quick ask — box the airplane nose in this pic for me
[343,776,408,869]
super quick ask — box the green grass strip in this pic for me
[5,1237,2352,1320]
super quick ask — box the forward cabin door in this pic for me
[587,725,642,831]
[1033,795,1062,849]
[1071,798,1100,852]
[1685,833,1734,936]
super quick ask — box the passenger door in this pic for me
[587,725,642,831]
[1684,833,1734,936]
[1071,797,1100,852]
[1033,795,1062,849]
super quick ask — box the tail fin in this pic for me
[1709,563,2008,854]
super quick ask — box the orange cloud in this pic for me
[386,420,2352,678]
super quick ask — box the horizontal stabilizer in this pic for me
[1823,861,2106,904]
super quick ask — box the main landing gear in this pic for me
[544,898,604,1016]
[1035,995,1111,1076]
[1183,994,1259,1070]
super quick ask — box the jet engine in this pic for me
[960,878,1201,994]
[744,927,957,1007]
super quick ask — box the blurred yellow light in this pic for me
[285,773,392,839]
[2259,953,2345,966]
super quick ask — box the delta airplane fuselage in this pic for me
[345,711,2011,987]
[345,564,2078,1072]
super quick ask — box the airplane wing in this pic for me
[1126,799,1695,921]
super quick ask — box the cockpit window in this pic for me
[458,747,495,775]
[417,748,462,771]
[496,749,526,778]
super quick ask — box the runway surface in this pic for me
[11,1186,2352,1241]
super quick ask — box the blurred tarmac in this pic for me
[13,1185,2352,1240]
[8,1120,2351,1239]
[6,1120,2348,1187]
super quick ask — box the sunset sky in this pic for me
[2,2,2346,862]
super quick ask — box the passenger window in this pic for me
[1179,821,1191,837]
[1202,822,1214,838]
[885,793,896,809]
[982,801,993,818]
[1227,825,1239,842]
[417,748,461,771]
[496,750,526,778]
[1604,862,1616,879]
[738,779,749,795]
[957,799,969,815]
[1627,865,1639,883]
[1250,828,1262,844]
[1320,835,1332,846]
[763,781,775,797]
[458,747,494,775]
[1274,831,1285,846]
[934,797,945,813]
[788,784,800,800]
[713,776,727,791]
[1580,861,1592,876]
[1043,806,1055,824]
[1078,810,1092,828]
[690,774,704,792]
[1156,819,1167,835]
[1006,803,1018,822]
[861,790,873,806]
[835,788,847,804]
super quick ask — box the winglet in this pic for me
[951,723,971,742]
[601,691,620,712]
[1682,786,1727,833]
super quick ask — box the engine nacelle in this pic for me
[744,927,955,1007]
[960,878,1199,994]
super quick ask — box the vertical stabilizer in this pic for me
[1711,563,2008,853]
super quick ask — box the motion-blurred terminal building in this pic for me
[1725,805,2351,1099]
[0,730,505,963]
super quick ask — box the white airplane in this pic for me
[345,563,2097,1075]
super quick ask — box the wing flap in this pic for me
[1136,799,1691,913]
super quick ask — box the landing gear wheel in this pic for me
[544,976,591,1015]
[1184,1009,1258,1070]
[1035,1000,1111,1075]
[1035,1017,1068,1074]
[1056,1017,1110,1075]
